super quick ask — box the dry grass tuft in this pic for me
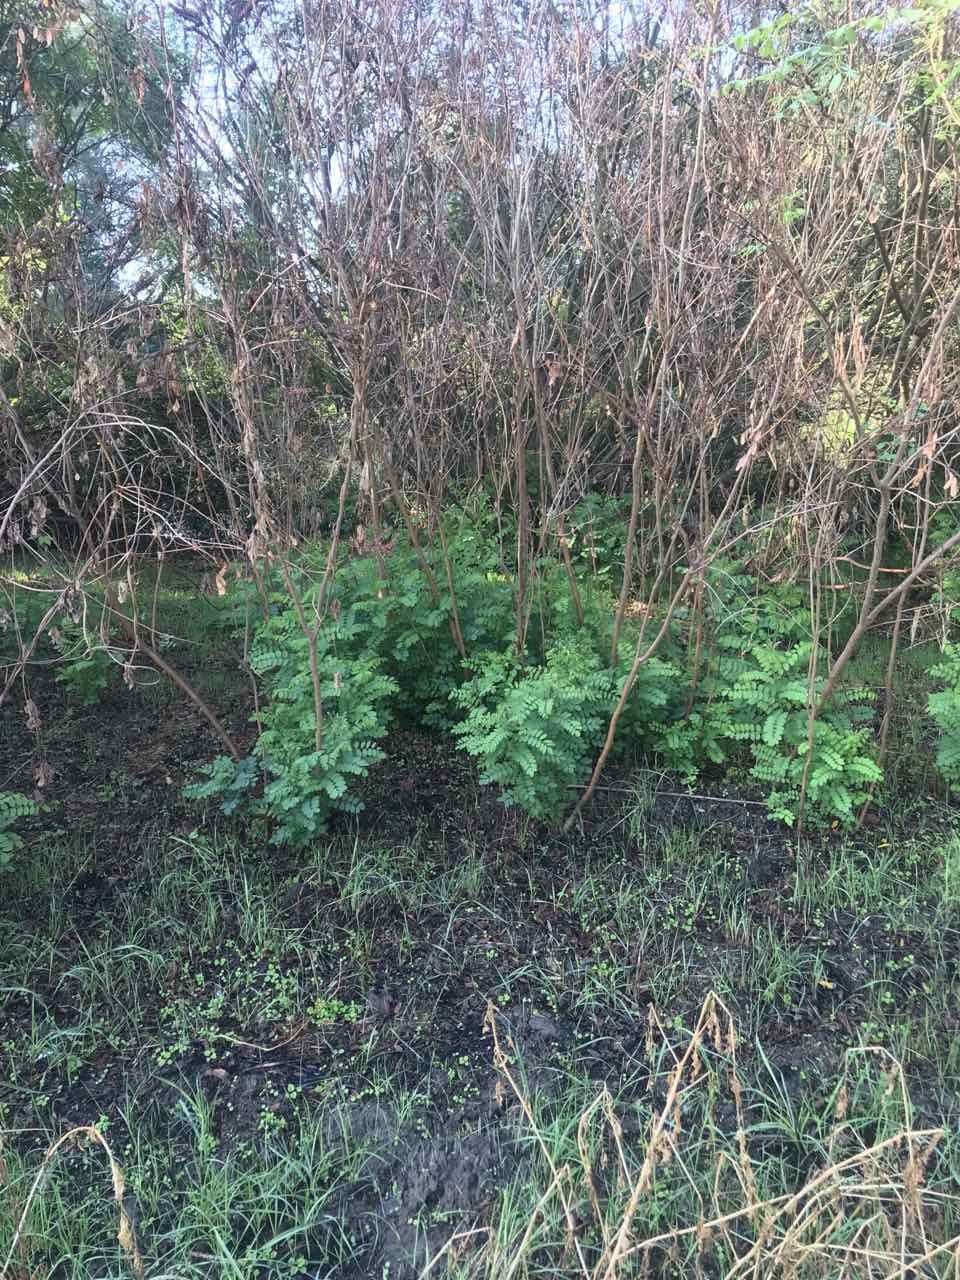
[0,1126,143,1280]
[424,994,960,1279]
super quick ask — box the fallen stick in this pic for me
[567,782,769,807]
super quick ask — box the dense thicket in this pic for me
[2,0,960,830]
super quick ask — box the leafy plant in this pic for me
[452,641,616,820]
[1,590,120,704]
[49,620,115,705]
[705,561,814,651]
[308,994,361,1025]
[338,544,466,730]
[928,643,960,794]
[325,518,515,729]
[613,652,686,762]
[183,754,260,816]
[186,600,396,846]
[929,510,960,633]
[565,494,631,581]
[188,534,894,833]
[0,792,38,870]
[656,639,881,826]
[727,644,881,827]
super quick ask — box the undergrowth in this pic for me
[176,510,955,843]
[5,504,960,849]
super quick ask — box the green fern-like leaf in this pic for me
[0,791,38,869]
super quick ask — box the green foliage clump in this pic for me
[251,609,396,844]
[335,523,514,730]
[1,594,119,706]
[929,509,960,632]
[657,642,881,827]
[452,642,615,820]
[186,524,892,833]
[50,621,114,705]
[565,494,631,581]
[186,594,395,846]
[705,562,814,651]
[182,754,259,817]
[928,644,960,794]
[651,568,881,826]
[0,792,38,870]
[724,643,880,827]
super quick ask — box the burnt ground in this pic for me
[1,646,960,1278]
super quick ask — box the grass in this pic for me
[439,995,960,1279]
[2,801,960,1277]
[2,1109,372,1279]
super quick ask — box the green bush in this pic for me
[929,644,960,794]
[341,523,514,729]
[186,595,395,846]
[452,641,616,820]
[1,593,118,705]
[565,494,631,582]
[50,620,115,705]
[656,640,881,826]
[185,524,893,833]
[185,520,512,840]
[649,568,881,826]
[726,643,881,827]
